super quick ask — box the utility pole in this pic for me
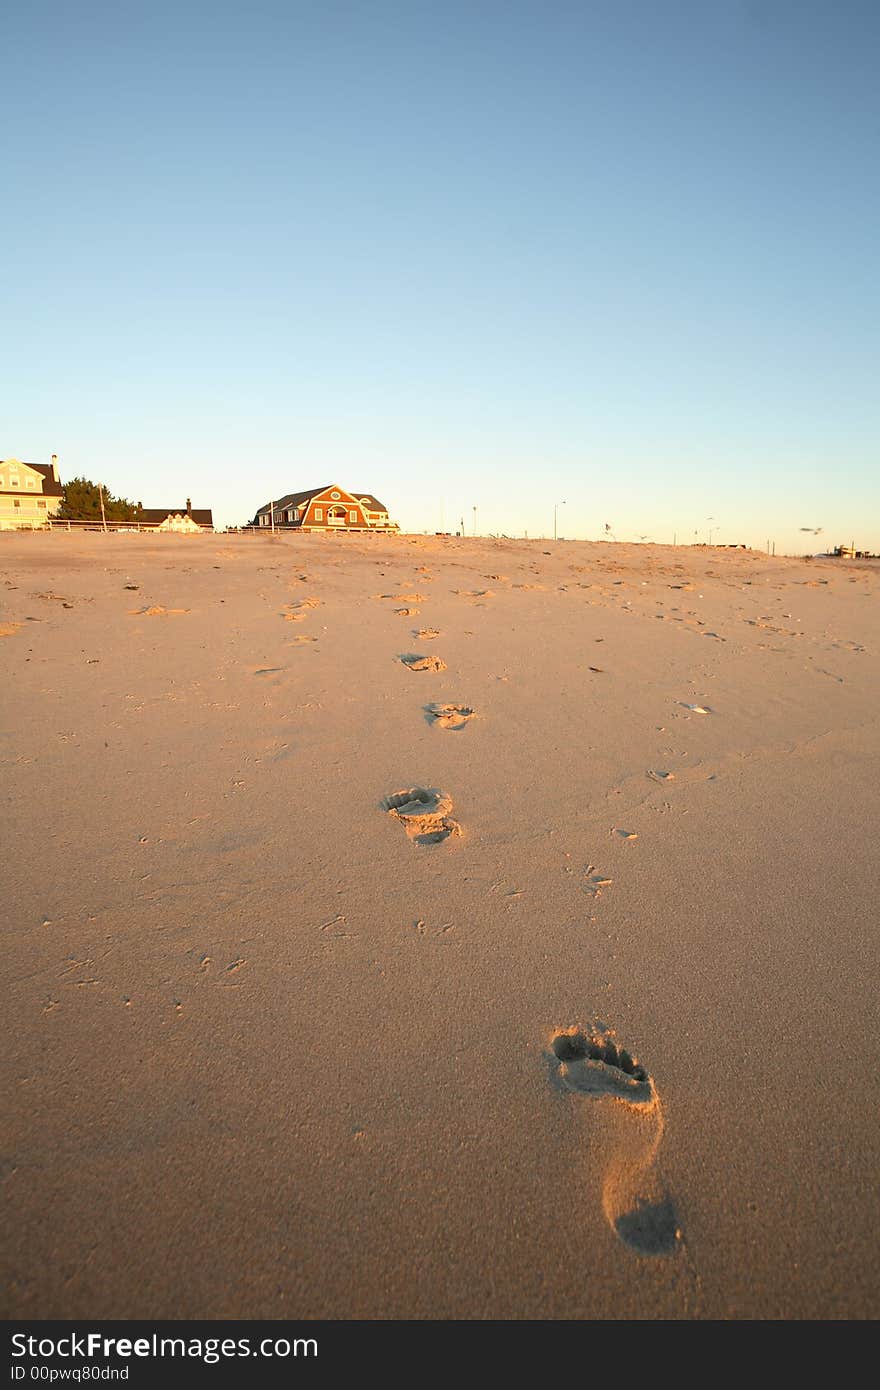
[554,500,566,541]
[99,484,107,533]
[473,506,477,536]
[270,500,275,534]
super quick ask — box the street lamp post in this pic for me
[554,499,566,541]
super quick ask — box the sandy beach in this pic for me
[3,530,878,1319]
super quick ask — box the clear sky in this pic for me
[3,0,878,551]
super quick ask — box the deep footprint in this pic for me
[382,787,462,844]
[549,1027,681,1256]
[426,702,475,731]
[400,653,447,672]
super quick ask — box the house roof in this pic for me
[30,464,64,496]
[353,493,388,513]
[256,486,334,517]
[254,485,389,518]
[0,462,64,497]
[140,507,214,526]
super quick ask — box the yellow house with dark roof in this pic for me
[0,456,63,530]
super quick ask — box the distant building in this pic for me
[251,484,398,532]
[139,500,213,532]
[0,455,63,530]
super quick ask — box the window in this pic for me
[349,510,357,522]
[11,478,19,486]
[330,491,340,500]
[14,499,20,508]
[314,507,322,520]
[260,513,268,526]
[293,508,300,521]
[37,500,47,509]
[27,477,35,488]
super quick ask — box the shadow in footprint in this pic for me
[424,702,475,731]
[549,1028,681,1256]
[400,653,447,673]
[382,787,461,844]
[614,1196,680,1255]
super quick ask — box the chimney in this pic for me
[51,453,59,482]
[186,497,192,517]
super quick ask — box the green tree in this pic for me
[58,478,141,522]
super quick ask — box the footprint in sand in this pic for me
[289,635,318,645]
[382,788,461,844]
[0,622,23,638]
[426,702,475,731]
[400,653,447,673]
[128,605,190,616]
[283,597,320,621]
[584,872,613,899]
[549,1027,680,1255]
[416,627,441,640]
[395,607,420,616]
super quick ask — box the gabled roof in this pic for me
[1,461,64,497]
[29,464,64,496]
[140,507,213,526]
[256,485,335,516]
[255,485,389,517]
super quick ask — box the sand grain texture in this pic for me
[2,532,879,1319]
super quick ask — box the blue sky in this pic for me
[3,0,878,550]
